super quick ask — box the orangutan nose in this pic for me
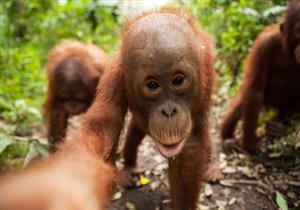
[161,103,177,117]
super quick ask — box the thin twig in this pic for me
[220,179,275,193]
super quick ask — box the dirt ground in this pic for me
[107,103,300,210]
[13,95,300,210]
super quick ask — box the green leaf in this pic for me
[4,141,29,158]
[126,202,136,210]
[276,191,288,210]
[0,140,29,170]
[0,134,13,154]
[0,97,13,111]
[23,140,49,167]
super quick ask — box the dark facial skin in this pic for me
[54,58,98,115]
[122,13,202,157]
[58,86,89,115]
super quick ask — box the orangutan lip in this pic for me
[154,139,187,159]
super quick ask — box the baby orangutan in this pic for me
[1,7,218,210]
[81,7,218,210]
[44,40,107,144]
[221,0,300,152]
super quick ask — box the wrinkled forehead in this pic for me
[122,13,199,71]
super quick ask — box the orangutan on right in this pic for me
[221,0,300,153]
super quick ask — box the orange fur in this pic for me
[81,7,216,210]
[44,40,108,144]
[1,7,217,210]
[221,1,300,152]
[0,138,116,210]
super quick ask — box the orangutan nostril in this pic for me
[161,106,177,117]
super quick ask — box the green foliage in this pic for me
[0,134,29,171]
[0,0,293,172]
[0,118,50,171]
[1,99,41,135]
[23,139,49,166]
[0,0,287,121]
[0,133,13,153]
[0,133,49,171]
[0,0,119,112]
[187,0,286,97]
[0,0,120,170]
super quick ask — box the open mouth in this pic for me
[154,138,187,158]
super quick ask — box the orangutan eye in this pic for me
[172,75,184,86]
[146,80,159,90]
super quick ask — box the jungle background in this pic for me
[0,0,299,210]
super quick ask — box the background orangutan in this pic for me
[44,40,107,144]
[221,0,300,153]
[0,135,116,210]
[80,7,216,210]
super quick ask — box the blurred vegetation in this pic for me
[0,0,119,110]
[187,0,286,97]
[0,0,120,170]
[0,0,291,170]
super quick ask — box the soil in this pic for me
[107,103,300,210]
[9,96,299,210]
